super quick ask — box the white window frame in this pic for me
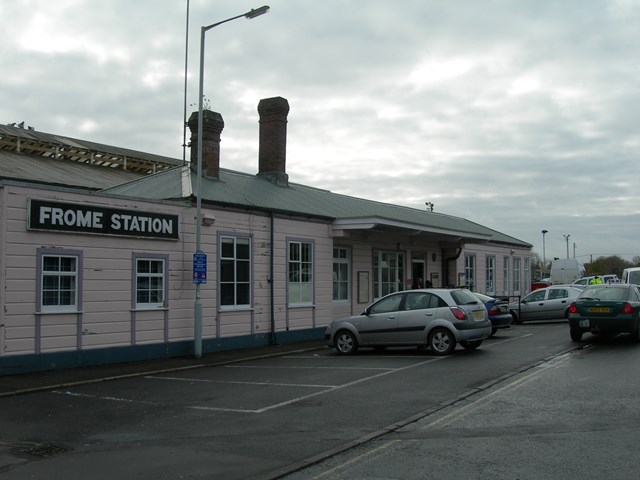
[465,254,476,290]
[486,256,496,294]
[133,254,167,310]
[373,250,405,299]
[503,256,510,296]
[38,250,81,313]
[219,235,252,309]
[333,246,351,303]
[514,257,521,294]
[288,240,314,306]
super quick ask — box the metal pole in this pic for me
[541,229,547,279]
[194,24,205,358]
[193,6,270,358]
[182,0,190,165]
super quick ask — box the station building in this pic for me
[0,97,532,374]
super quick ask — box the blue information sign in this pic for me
[193,252,207,284]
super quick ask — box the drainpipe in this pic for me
[443,240,464,288]
[269,212,277,345]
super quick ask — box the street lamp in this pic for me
[563,234,570,259]
[194,5,270,358]
[541,229,548,279]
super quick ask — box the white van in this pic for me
[550,259,585,285]
[621,267,640,285]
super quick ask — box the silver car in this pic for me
[325,288,492,356]
[509,286,582,323]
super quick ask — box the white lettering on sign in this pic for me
[111,214,173,235]
[39,206,103,228]
[30,200,178,240]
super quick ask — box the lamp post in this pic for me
[194,5,270,358]
[541,229,548,279]
[563,234,570,259]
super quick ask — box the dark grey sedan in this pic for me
[325,288,492,356]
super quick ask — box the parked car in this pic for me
[509,286,582,323]
[568,283,640,342]
[325,288,492,356]
[621,267,640,286]
[572,274,620,289]
[472,292,513,336]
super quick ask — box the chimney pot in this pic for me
[187,110,224,179]
[258,97,289,186]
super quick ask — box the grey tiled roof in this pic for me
[105,166,532,247]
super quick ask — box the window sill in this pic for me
[132,306,168,312]
[36,310,82,315]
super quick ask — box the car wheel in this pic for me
[570,326,583,342]
[511,311,522,325]
[428,327,456,355]
[632,321,640,343]
[334,330,358,355]
[460,340,483,350]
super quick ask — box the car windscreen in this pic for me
[451,289,481,305]
[579,286,628,301]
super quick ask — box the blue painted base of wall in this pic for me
[0,328,325,376]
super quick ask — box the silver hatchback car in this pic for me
[325,288,492,355]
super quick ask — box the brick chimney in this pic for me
[257,96,289,186]
[187,109,224,179]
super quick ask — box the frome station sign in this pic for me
[28,199,179,240]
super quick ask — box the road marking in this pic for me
[51,390,158,405]
[191,356,445,414]
[299,439,403,480]
[145,375,337,389]
[225,364,395,371]
[418,351,572,429]
[484,333,533,347]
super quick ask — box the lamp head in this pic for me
[245,5,270,19]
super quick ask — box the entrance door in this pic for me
[412,259,426,289]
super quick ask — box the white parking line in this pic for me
[191,356,445,414]
[145,375,337,389]
[225,365,395,371]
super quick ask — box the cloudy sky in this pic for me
[2,0,639,262]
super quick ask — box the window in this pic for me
[373,251,405,299]
[220,236,251,307]
[369,292,403,314]
[465,255,476,290]
[135,256,166,308]
[288,240,313,305]
[503,256,510,295]
[524,257,530,294]
[405,292,441,310]
[514,257,521,293]
[486,256,495,294]
[548,288,568,300]
[333,247,350,302]
[39,252,80,312]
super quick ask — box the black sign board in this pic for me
[28,199,179,240]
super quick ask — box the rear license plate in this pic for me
[472,310,485,321]
[588,307,610,313]
[499,305,507,313]
[579,319,589,327]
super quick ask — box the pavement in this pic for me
[0,340,327,397]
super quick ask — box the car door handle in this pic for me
[387,315,396,319]
[425,313,433,316]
